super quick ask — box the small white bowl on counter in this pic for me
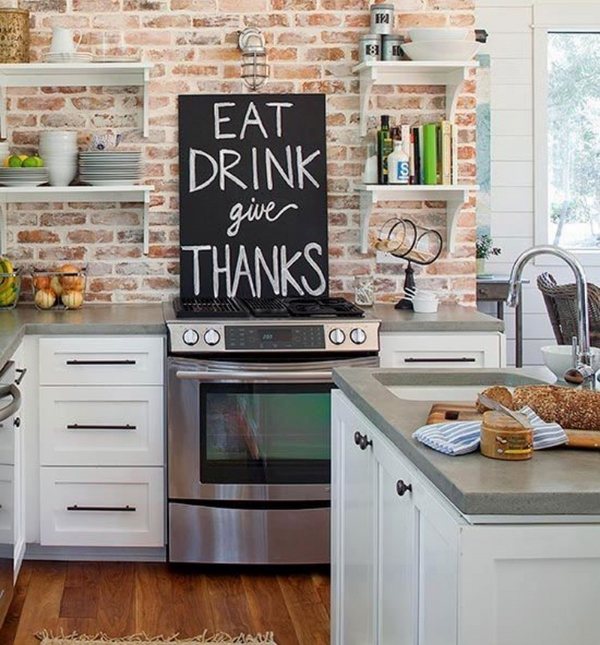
[541,344,600,380]
[411,291,439,314]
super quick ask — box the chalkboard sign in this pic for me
[178,94,329,299]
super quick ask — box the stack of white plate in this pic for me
[404,28,480,61]
[79,151,142,186]
[0,168,49,187]
[42,52,93,63]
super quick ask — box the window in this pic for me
[534,5,600,261]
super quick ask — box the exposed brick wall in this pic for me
[1,0,476,304]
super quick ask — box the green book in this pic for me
[422,123,438,186]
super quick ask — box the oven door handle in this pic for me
[175,370,333,383]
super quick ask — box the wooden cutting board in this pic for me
[427,403,600,450]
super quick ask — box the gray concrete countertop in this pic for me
[333,367,600,517]
[366,303,504,333]
[0,304,165,366]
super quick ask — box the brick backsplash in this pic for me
[1,0,476,305]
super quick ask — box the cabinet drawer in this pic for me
[380,332,502,369]
[39,336,164,386]
[39,387,164,466]
[40,467,164,547]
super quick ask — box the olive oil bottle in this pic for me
[377,114,393,184]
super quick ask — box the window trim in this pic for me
[533,4,600,266]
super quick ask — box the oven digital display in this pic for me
[225,325,325,350]
[260,329,293,343]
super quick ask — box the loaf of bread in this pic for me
[478,385,600,431]
[476,386,514,413]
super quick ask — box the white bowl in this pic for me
[39,151,78,159]
[412,298,439,314]
[408,28,469,42]
[47,164,77,186]
[40,130,77,140]
[402,40,481,61]
[541,345,600,380]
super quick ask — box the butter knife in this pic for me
[477,393,530,429]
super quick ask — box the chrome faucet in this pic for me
[507,245,595,387]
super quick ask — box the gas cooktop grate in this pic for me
[174,297,249,319]
[285,297,365,318]
[242,298,290,318]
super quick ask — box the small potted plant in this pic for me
[476,234,501,276]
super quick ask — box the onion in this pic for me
[35,288,56,310]
[61,290,84,309]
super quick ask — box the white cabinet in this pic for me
[37,335,165,549]
[379,331,505,369]
[11,344,25,578]
[331,393,377,645]
[39,386,164,466]
[40,467,164,547]
[332,390,464,645]
[39,336,163,386]
[374,437,416,645]
[333,391,600,645]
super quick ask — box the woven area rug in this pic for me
[37,632,277,644]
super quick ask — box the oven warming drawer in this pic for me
[168,502,330,565]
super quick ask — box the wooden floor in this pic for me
[0,561,330,645]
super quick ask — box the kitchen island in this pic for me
[331,367,600,645]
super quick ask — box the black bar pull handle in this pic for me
[404,357,476,363]
[67,504,136,512]
[66,424,137,431]
[66,359,137,366]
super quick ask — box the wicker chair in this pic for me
[536,273,600,348]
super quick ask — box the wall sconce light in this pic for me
[238,27,270,91]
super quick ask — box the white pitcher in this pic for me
[50,27,81,54]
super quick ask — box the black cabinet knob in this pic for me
[13,417,20,428]
[354,431,363,446]
[396,480,412,496]
[359,435,373,451]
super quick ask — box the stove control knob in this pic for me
[329,328,346,345]
[182,329,199,346]
[350,328,367,345]
[204,328,221,346]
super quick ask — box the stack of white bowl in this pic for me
[403,28,481,62]
[39,131,78,187]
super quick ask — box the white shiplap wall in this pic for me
[475,0,600,366]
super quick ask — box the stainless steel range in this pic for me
[165,296,380,565]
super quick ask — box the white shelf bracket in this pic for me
[0,84,6,140]
[446,189,470,254]
[359,74,374,138]
[359,190,375,254]
[446,68,470,123]
[142,67,150,138]
[143,190,150,255]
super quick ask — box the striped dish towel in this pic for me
[413,405,567,456]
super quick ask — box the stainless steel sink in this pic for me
[373,370,549,402]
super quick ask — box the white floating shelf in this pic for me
[0,62,153,138]
[357,184,478,255]
[353,60,479,137]
[0,184,154,255]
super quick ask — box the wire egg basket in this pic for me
[373,217,443,309]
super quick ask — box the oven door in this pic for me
[167,354,377,502]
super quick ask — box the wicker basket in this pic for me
[0,9,29,64]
